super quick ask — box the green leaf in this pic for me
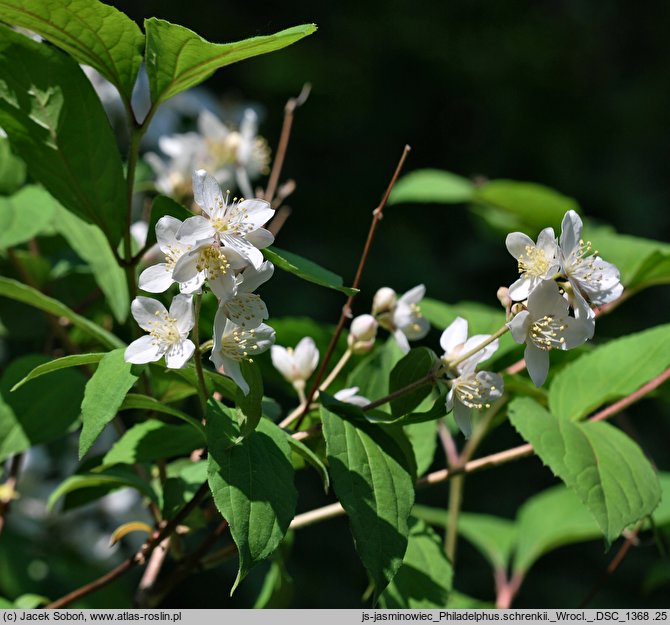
[0,26,126,245]
[509,397,661,544]
[651,473,670,527]
[145,19,316,105]
[0,277,124,349]
[513,486,602,574]
[235,360,263,438]
[264,246,358,296]
[404,420,438,477]
[346,338,405,408]
[48,465,158,511]
[321,406,415,596]
[103,420,205,466]
[162,460,207,519]
[0,0,144,101]
[13,594,48,609]
[120,393,203,433]
[208,418,297,593]
[549,324,670,421]
[0,137,26,195]
[286,435,330,492]
[389,169,475,205]
[51,200,129,323]
[378,518,453,608]
[388,347,438,419]
[472,180,579,234]
[10,352,105,391]
[0,355,86,461]
[79,349,139,459]
[0,185,56,248]
[421,298,518,361]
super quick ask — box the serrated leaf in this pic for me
[513,486,602,574]
[389,347,438,419]
[0,26,126,245]
[264,246,357,296]
[378,518,453,608]
[48,465,158,510]
[145,19,316,105]
[286,435,329,492]
[208,418,297,593]
[321,406,415,597]
[549,324,670,421]
[0,0,144,100]
[120,393,203,433]
[103,420,205,466]
[51,200,129,323]
[509,397,661,544]
[10,352,105,392]
[0,186,54,248]
[421,298,517,361]
[472,179,579,234]
[0,277,124,349]
[79,349,138,459]
[0,134,26,195]
[0,355,86,461]
[389,169,475,205]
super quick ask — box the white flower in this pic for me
[271,337,320,390]
[506,227,560,301]
[177,170,275,269]
[559,210,623,308]
[334,386,370,407]
[507,280,594,387]
[211,313,275,395]
[217,261,274,329]
[375,285,430,353]
[125,295,195,369]
[439,316,499,375]
[446,370,504,438]
[146,133,205,199]
[347,314,378,354]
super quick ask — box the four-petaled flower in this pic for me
[374,284,430,353]
[125,295,195,369]
[216,261,274,329]
[271,336,320,391]
[506,227,560,301]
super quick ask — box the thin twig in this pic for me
[294,146,412,429]
[362,370,433,412]
[133,537,170,607]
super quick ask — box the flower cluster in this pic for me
[146,109,271,201]
[505,210,623,386]
[125,170,277,394]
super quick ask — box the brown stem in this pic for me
[294,145,411,429]
[0,454,23,537]
[264,84,311,204]
[362,371,433,412]
[133,537,170,608]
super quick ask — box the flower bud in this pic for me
[372,287,397,316]
[347,314,378,355]
[497,286,512,310]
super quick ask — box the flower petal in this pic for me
[400,314,430,341]
[393,328,410,354]
[222,292,268,329]
[527,280,568,318]
[294,337,319,379]
[453,399,473,438]
[169,294,195,334]
[508,276,532,301]
[524,342,550,387]
[507,310,531,344]
[138,264,174,293]
[215,354,249,395]
[536,227,558,257]
[440,317,469,353]
[192,169,224,218]
[238,261,274,293]
[125,335,163,364]
[221,233,264,269]
[559,210,582,256]
[505,232,535,259]
[398,284,426,306]
[177,216,214,244]
[208,270,238,303]
[131,297,168,332]
[197,109,229,142]
[271,345,295,381]
[155,215,182,252]
[165,339,195,369]
[237,199,275,230]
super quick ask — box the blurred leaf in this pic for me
[513,486,602,574]
[0,277,124,349]
[404,419,438,477]
[509,397,661,545]
[321,406,415,597]
[235,360,263,438]
[650,473,670,527]
[103,419,205,466]
[13,594,49,609]
[0,355,86,461]
[0,26,127,246]
[378,518,453,608]
[549,324,670,421]
[208,418,297,593]
[79,349,139,459]
[389,169,475,205]
[0,0,144,100]
[0,186,54,248]
[10,352,104,391]
[264,246,357,296]
[472,180,578,234]
[145,19,316,105]
[120,393,203,433]
[48,465,159,510]
[286,435,330,492]
[586,224,670,287]
[253,535,294,608]
[52,200,129,322]
[162,460,207,519]
[446,592,494,608]
[146,195,192,249]
[0,136,26,195]
[109,521,153,546]
[389,347,438,419]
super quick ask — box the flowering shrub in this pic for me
[0,0,669,610]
